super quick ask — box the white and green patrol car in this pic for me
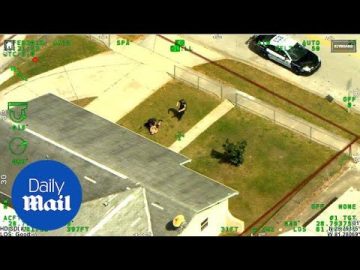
[248,34,321,75]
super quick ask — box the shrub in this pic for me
[222,139,247,166]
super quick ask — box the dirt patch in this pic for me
[71,97,97,107]
[117,35,145,42]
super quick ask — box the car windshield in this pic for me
[286,43,308,61]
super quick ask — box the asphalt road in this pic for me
[182,34,360,113]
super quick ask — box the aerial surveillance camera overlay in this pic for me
[0,34,360,237]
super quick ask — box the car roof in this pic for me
[270,35,298,48]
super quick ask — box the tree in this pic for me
[222,139,247,167]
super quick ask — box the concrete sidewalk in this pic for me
[0,69,13,85]
[174,66,360,153]
[169,100,234,153]
[85,34,225,122]
[0,51,140,110]
[85,63,171,122]
[0,34,225,124]
[182,34,360,115]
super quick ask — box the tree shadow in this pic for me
[211,149,226,164]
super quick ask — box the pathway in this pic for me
[169,100,234,153]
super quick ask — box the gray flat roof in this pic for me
[0,120,192,236]
[44,187,153,236]
[0,120,134,204]
[1,93,238,236]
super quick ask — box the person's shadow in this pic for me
[168,108,179,119]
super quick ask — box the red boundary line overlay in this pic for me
[157,34,360,235]
[157,34,358,137]
[240,136,359,235]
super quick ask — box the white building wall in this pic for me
[180,199,244,236]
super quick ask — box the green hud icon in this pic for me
[8,102,28,123]
[9,137,28,155]
[3,199,8,209]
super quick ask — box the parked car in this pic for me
[248,34,321,75]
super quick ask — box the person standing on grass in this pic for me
[176,99,187,121]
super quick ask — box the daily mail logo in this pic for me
[331,40,357,53]
[12,160,82,231]
[23,178,71,211]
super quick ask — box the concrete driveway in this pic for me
[182,34,360,113]
[0,34,225,123]
[85,34,225,122]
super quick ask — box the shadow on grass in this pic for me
[168,108,179,119]
[211,149,227,164]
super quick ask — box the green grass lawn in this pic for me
[118,80,220,147]
[0,35,109,91]
[181,107,338,226]
[258,152,351,236]
[194,59,360,140]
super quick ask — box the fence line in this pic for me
[85,34,111,48]
[173,65,355,155]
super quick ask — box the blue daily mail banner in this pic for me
[11,160,82,231]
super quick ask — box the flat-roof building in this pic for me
[0,94,243,236]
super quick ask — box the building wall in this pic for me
[180,199,244,236]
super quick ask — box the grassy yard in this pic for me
[194,59,360,140]
[0,35,109,92]
[71,97,97,107]
[181,107,337,226]
[118,80,220,147]
[258,152,351,236]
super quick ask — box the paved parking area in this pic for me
[182,34,360,113]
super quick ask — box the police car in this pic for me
[248,35,321,75]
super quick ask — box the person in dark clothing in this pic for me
[176,99,187,121]
[145,118,157,129]
[145,118,162,135]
